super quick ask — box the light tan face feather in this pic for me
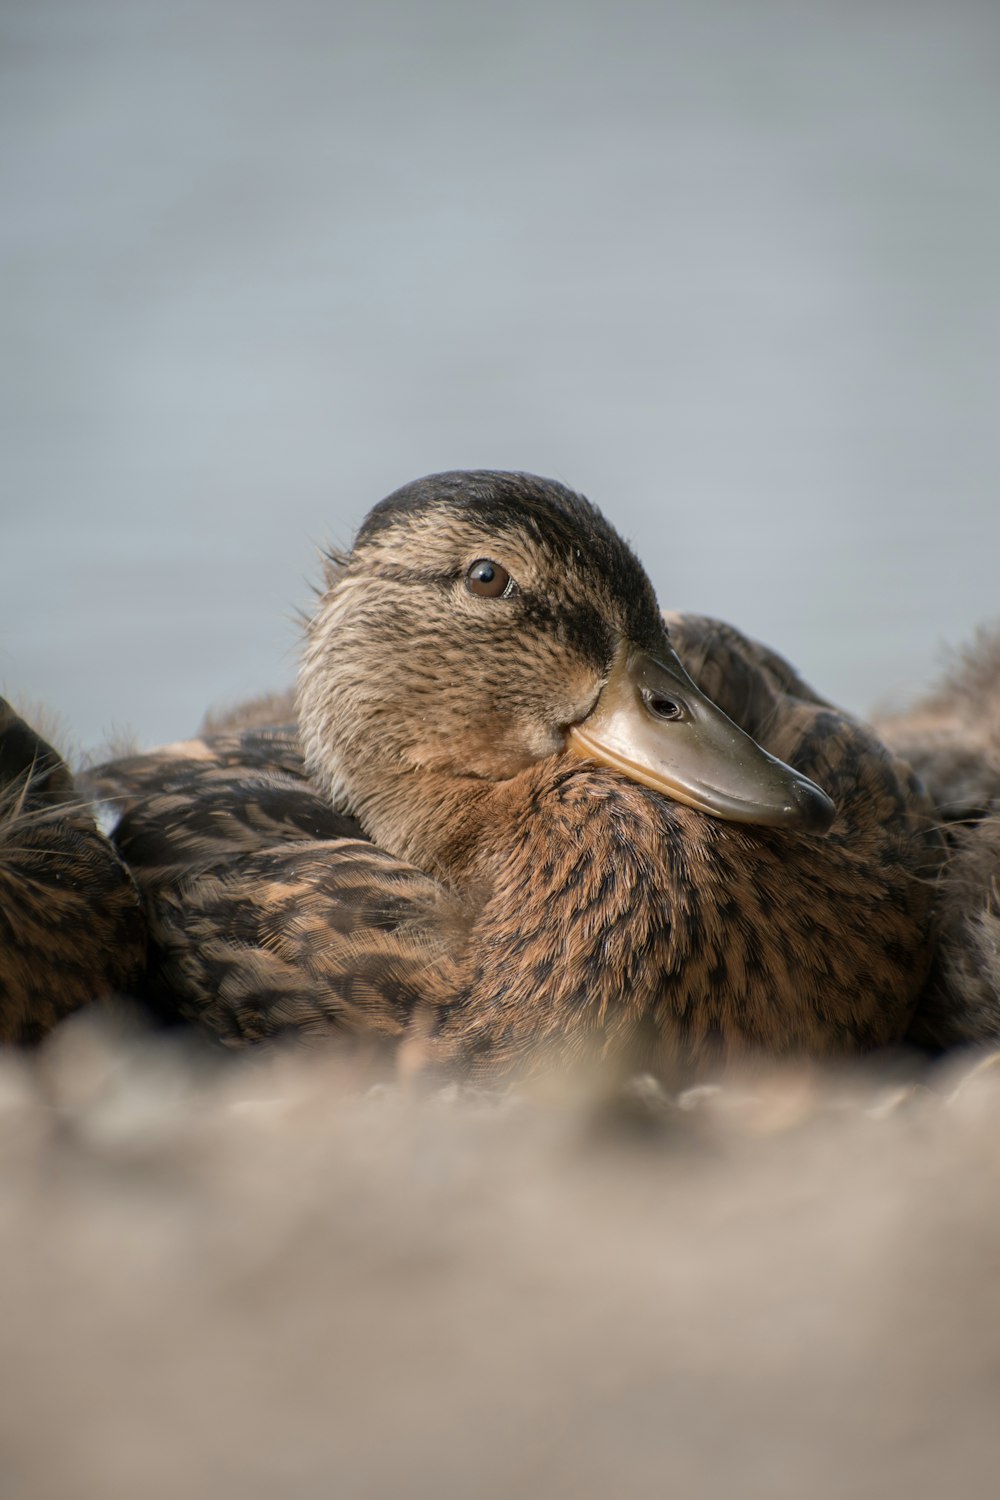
[296,508,619,835]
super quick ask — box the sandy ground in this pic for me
[3,1014,1000,1500]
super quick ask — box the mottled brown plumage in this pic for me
[876,625,1000,1051]
[86,471,940,1080]
[0,700,146,1041]
[876,624,1000,823]
[85,727,453,1053]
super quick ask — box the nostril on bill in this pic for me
[641,690,683,722]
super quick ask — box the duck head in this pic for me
[297,471,834,869]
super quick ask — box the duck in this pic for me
[0,698,146,1042]
[875,624,1000,1052]
[72,470,942,1083]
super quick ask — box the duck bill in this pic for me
[566,645,835,833]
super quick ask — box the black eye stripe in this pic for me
[517,596,616,669]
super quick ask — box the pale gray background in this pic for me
[2,0,998,753]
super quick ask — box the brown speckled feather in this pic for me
[85,725,359,878]
[907,813,1000,1050]
[0,700,146,1041]
[875,622,1000,823]
[430,618,940,1079]
[875,624,1000,1050]
[84,726,461,1051]
[148,839,462,1056]
[88,615,939,1078]
[73,473,943,1077]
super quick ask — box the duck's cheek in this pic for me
[407,717,564,780]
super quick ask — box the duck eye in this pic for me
[465,558,514,599]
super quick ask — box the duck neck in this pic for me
[353,750,711,1081]
[432,760,689,1076]
[348,762,505,891]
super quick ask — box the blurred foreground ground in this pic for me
[2,1015,1000,1499]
